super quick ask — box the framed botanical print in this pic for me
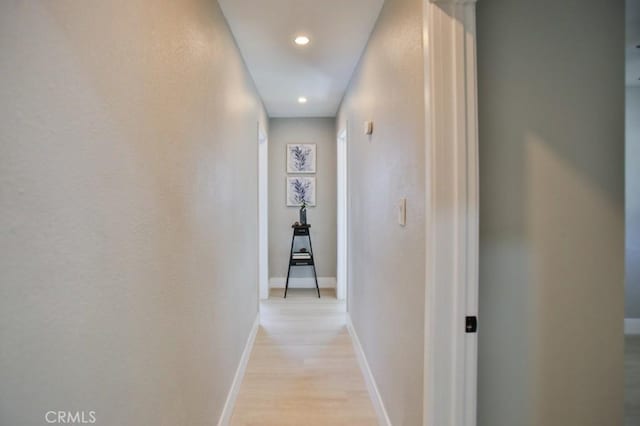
[286,176,316,206]
[286,144,316,173]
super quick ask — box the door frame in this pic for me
[336,128,348,302]
[258,125,269,300]
[422,1,479,425]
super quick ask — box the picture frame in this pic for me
[286,176,316,206]
[286,144,316,173]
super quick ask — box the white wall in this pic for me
[337,0,426,423]
[268,118,336,287]
[627,87,640,318]
[477,1,625,425]
[0,1,267,425]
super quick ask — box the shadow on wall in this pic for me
[477,1,624,425]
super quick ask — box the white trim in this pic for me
[625,318,640,335]
[217,314,260,426]
[269,277,337,289]
[423,1,479,425]
[346,314,392,426]
[258,126,269,300]
[337,128,348,301]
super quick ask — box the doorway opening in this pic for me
[260,118,341,302]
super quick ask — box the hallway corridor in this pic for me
[230,290,377,425]
[0,1,628,425]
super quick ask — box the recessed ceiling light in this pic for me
[294,35,310,46]
[298,96,308,104]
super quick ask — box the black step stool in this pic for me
[285,224,320,298]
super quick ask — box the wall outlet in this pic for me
[398,197,407,226]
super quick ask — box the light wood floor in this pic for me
[230,288,378,426]
[626,336,640,426]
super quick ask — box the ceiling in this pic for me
[218,0,385,117]
[628,0,640,86]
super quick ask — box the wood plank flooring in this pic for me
[626,335,640,426]
[230,288,378,426]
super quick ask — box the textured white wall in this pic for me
[627,87,640,318]
[0,1,267,425]
[268,118,337,283]
[477,1,624,425]
[337,0,426,423]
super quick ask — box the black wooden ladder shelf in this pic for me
[284,224,320,298]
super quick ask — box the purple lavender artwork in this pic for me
[286,177,316,206]
[287,144,316,173]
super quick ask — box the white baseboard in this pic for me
[346,314,392,426]
[625,318,640,335]
[217,313,260,426]
[269,276,336,289]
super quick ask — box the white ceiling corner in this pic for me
[218,0,385,117]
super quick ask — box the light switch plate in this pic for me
[398,198,407,226]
